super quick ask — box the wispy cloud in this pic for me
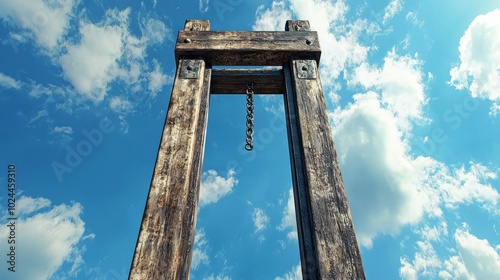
[148,59,172,97]
[0,72,21,89]
[383,0,403,24]
[109,96,133,114]
[275,263,302,280]
[252,208,269,233]
[192,228,210,270]
[277,187,297,241]
[54,126,74,135]
[28,109,49,126]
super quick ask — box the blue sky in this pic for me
[0,0,499,279]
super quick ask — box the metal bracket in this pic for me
[296,60,317,79]
[292,20,310,31]
[179,60,201,79]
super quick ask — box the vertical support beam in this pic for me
[130,20,211,280]
[284,20,365,279]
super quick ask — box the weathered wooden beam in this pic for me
[175,31,321,66]
[283,20,365,279]
[210,68,284,94]
[129,20,210,280]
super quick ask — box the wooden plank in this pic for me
[129,20,211,280]
[175,31,321,66]
[210,68,284,94]
[283,20,365,279]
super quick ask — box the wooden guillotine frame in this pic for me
[129,19,365,279]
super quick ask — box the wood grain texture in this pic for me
[175,31,321,66]
[284,20,365,279]
[129,20,211,280]
[284,59,365,279]
[210,68,284,94]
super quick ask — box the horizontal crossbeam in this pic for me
[175,31,321,66]
[210,68,284,94]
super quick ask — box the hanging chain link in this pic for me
[245,82,255,151]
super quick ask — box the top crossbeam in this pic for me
[175,29,321,66]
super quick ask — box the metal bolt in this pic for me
[302,65,308,71]
[306,39,312,45]
[184,38,191,43]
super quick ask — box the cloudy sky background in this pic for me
[0,0,499,279]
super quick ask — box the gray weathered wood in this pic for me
[175,31,321,66]
[210,68,284,94]
[130,19,365,280]
[284,20,365,279]
[129,20,210,280]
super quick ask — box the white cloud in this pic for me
[455,225,500,279]
[383,0,403,24]
[416,221,448,242]
[0,72,21,89]
[253,1,292,31]
[348,49,427,131]
[427,161,499,212]
[140,17,171,44]
[0,0,78,50]
[199,169,238,207]
[490,102,500,117]
[332,49,499,247]
[252,208,269,233]
[15,195,51,217]
[275,263,302,280]
[148,59,171,96]
[278,187,298,241]
[54,126,73,135]
[402,224,500,279]
[334,97,500,246]
[192,228,209,270]
[400,258,417,280]
[0,196,88,280]
[439,255,471,279]
[449,10,500,106]
[52,125,74,144]
[405,11,423,28]
[60,12,124,102]
[109,96,133,113]
[331,92,425,247]
[400,240,441,279]
[56,8,172,105]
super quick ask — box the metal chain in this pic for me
[245,82,254,151]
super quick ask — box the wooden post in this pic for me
[129,20,211,280]
[130,19,365,280]
[283,20,365,279]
